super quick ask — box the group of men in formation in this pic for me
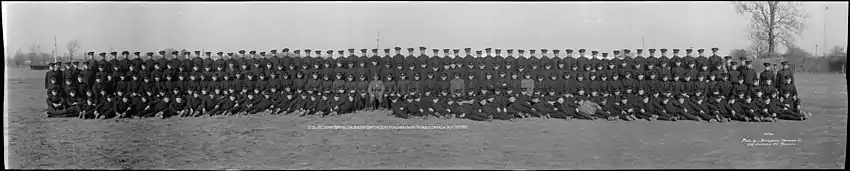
[44,46,808,122]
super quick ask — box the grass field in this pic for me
[4,68,847,169]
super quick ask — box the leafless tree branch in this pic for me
[734,1,808,58]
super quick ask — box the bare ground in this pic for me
[5,68,847,169]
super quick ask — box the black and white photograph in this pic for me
[3,1,848,169]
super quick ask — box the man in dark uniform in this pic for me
[670,51,686,82]
[683,48,696,67]
[576,49,589,72]
[671,48,682,67]
[657,48,669,66]
[645,49,658,67]
[760,62,776,85]
[775,61,795,84]
[634,49,646,67]
[741,59,757,86]
[707,47,722,70]
[387,47,402,65]
[528,49,540,72]
[105,51,119,73]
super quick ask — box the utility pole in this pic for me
[376,29,381,53]
[824,5,828,57]
[53,36,57,63]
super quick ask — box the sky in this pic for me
[3,2,848,58]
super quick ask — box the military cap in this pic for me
[463,48,471,52]
[518,49,525,53]
[763,62,771,67]
[132,52,140,55]
[672,49,680,52]
[781,61,789,65]
[109,51,118,56]
[453,49,460,53]
[507,49,514,52]
[591,51,599,54]
[686,48,693,52]
[636,49,644,53]
[270,49,278,54]
[495,49,502,52]
[183,51,192,56]
[86,52,94,56]
[602,52,608,56]
[697,49,705,53]
[649,49,656,52]
[419,47,427,50]
[623,49,630,53]
[476,50,482,54]
[227,52,234,56]
[305,49,313,54]
[724,56,733,60]
[337,50,344,54]
[660,49,668,52]
[739,57,747,61]
[613,50,620,54]
[578,49,586,53]
[730,61,738,65]
[407,48,415,51]
[147,52,155,56]
[282,48,290,52]
[432,49,439,53]
[360,49,367,52]
[530,49,536,53]
[553,49,560,53]
[384,49,390,52]
[371,49,378,52]
[711,47,719,52]
[238,50,246,54]
[171,51,179,55]
[394,47,401,50]
[294,50,301,54]
[260,52,266,55]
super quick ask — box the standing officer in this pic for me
[708,48,723,70]
[683,48,696,67]
[645,49,658,68]
[741,58,757,86]
[696,49,710,68]
[634,49,646,67]
[776,61,795,84]
[760,62,776,85]
[384,46,398,63]
[576,49,589,71]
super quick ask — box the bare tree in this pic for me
[735,1,808,58]
[67,40,80,61]
[163,48,178,59]
[13,48,25,67]
[729,49,751,58]
[29,44,43,64]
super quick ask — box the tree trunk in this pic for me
[767,1,776,59]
